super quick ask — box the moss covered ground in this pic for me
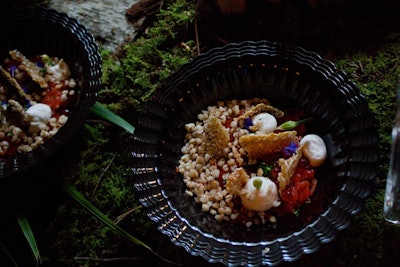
[2,0,400,266]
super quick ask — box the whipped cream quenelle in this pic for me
[240,176,281,212]
[300,134,327,167]
[252,113,277,134]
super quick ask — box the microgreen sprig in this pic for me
[259,162,272,176]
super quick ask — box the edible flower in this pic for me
[276,117,312,131]
[244,117,253,130]
[10,65,17,77]
[282,142,298,158]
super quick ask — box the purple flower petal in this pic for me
[36,61,44,68]
[10,65,17,77]
[244,117,253,130]
[282,142,298,158]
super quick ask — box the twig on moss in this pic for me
[74,256,143,262]
[194,2,201,55]
[90,154,116,201]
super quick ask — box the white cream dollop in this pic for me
[300,134,327,167]
[240,176,280,212]
[25,103,52,133]
[252,113,277,134]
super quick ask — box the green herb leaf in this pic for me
[91,101,135,134]
[259,162,272,176]
[0,241,18,267]
[294,209,300,217]
[16,216,41,265]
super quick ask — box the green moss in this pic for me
[325,38,400,265]
[342,189,385,263]
[46,139,148,265]
[335,40,400,179]
[99,0,197,112]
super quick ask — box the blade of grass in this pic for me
[63,184,180,266]
[91,102,135,134]
[0,241,18,267]
[16,216,41,265]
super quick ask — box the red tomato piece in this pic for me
[295,180,312,203]
[42,88,63,110]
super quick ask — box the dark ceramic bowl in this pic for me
[131,40,378,266]
[0,8,102,178]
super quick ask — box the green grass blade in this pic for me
[0,241,18,267]
[16,217,41,265]
[63,184,179,265]
[91,101,135,134]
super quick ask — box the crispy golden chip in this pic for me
[239,131,297,163]
[277,145,303,194]
[237,103,284,121]
[0,66,32,101]
[226,167,249,196]
[203,116,230,158]
[9,50,48,88]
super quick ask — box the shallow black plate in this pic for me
[0,8,102,178]
[131,40,378,266]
